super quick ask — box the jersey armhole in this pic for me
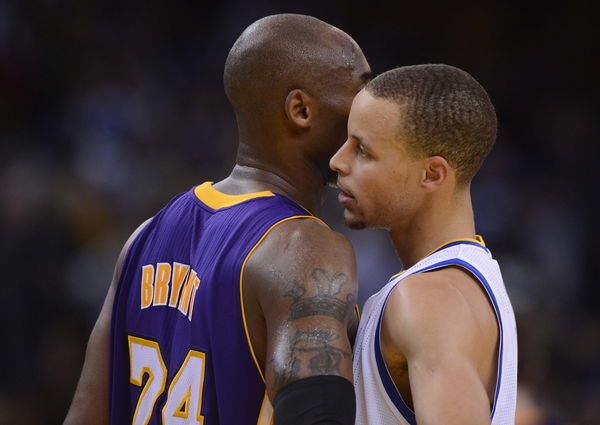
[374,280,417,425]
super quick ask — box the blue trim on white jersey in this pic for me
[374,300,417,425]
[431,240,490,255]
[374,256,504,422]
[386,240,488,283]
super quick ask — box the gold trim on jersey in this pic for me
[194,182,275,210]
[388,270,406,281]
[239,215,328,383]
[426,235,486,257]
[255,392,274,425]
[387,236,487,281]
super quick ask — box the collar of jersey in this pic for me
[194,181,275,210]
[427,235,487,256]
[387,236,487,281]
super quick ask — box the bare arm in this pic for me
[384,269,495,425]
[243,218,358,400]
[63,219,152,425]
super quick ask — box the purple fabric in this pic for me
[109,186,310,424]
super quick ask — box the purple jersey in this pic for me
[110,182,319,425]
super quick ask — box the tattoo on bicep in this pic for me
[272,355,301,392]
[271,329,351,392]
[294,329,350,374]
[284,269,355,322]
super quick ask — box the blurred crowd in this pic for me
[0,1,597,424]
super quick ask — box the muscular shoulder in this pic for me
[244,217,357,318]
[247,217,356,278]
[113,218,154,281]
[385,267,495,358]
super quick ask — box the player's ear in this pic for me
[284,89,312,129]
[421,156,450,191]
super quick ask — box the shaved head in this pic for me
[224,14,364,115]
[223,14,370,187]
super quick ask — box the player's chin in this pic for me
[343,210,367,230]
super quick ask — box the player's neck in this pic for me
[215,163,325,216]
[390,189,476,269]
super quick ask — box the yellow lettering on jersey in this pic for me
[187,278,201,321]
[140,261,201,321]
[141,265,155,309]
[153,262,171,306]
[178,270,198,316]
[170,263,190,307]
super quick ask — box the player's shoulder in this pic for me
[385,266,498,362]
[114,218,154,274]
[386,268,482,340]
[259,216,354,260]
[395,267,476,301]
[391,269,471,316]
[244,217,356,291]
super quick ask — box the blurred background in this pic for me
[0,0,597,423]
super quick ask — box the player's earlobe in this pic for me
[284,89,312,129]
[422,156,449,191]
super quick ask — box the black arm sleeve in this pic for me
[272,375,356,425]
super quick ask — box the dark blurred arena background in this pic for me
[0,0,597,423]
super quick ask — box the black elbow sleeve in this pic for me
[272,375,356,425]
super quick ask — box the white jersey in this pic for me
[353,239,517,425]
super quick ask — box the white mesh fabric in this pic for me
[353,243,517,425]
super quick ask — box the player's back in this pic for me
[109,182,313,425]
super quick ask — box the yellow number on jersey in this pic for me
[162,351,206,424]
[128,336,207,425]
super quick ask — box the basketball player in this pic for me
[330,64,517,424]
[64,14,371,425]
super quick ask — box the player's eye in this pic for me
[357,144,368,158]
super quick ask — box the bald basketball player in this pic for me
[330,65,517,424]
[64,14,371,425]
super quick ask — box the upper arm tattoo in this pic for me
[270,268,355,393]
[284,268,355,322]
[271,329,351,391]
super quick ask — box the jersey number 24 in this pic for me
[128,335,206,425]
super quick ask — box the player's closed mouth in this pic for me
[336,182,355,204]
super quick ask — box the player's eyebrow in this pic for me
[360,71,375,82]
[350,134,368,148]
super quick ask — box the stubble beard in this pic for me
[343,209,366,230]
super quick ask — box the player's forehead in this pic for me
[350,90,398,125]
[349,90,406,144]
[352,56,372,85]
[324,31,370,78]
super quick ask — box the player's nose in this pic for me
[330,141,351,176]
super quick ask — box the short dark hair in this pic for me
[366,64,497,184]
